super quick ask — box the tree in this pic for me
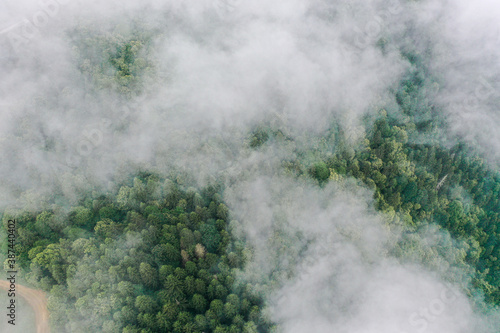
[210,299,224,321]
[185,261,198,276]
[224,302,238,320]
[243,321,259,333]
[164,243,181,266]
[195,278,206,296]
[191,294,207,314]
[180,228,195,249]
[164,275,185,301]
[117,281,134,297]
[152,244,170,265]
[99,206,120,221]
[195,243,206,259]
[184,276,196,296]
[156,311,173,331]
[135,295,157,314]
[162,301,180,321]
[34,211,54,238]
[309,162,330,183]
[194,314,208,331]
[200,224,221,253]
[217,204,229,221]
[72,206,93,227]
[31,243,66,284]
[139,262,159,289]
[94,218,121,239]
[159,265,175,283]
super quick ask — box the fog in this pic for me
[1,0,500,332]
[226,175,499,332]
[0,0,409,206]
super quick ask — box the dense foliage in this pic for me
[1,21,499,333]
[270,53,500,305]
[2,176,272,332]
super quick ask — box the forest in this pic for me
[3,176,273,332]
[1,1,500,332]
[3,101,500,331]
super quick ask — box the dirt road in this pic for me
[0,280,49,333]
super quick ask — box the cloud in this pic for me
[0,0,410,208]
[225,176,498,332]
[1,0,500,332]
[414,0,500,163]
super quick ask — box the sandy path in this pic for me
[0,280,50,333]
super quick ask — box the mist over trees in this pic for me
[1,0,500,332]
[3,176,273,332]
